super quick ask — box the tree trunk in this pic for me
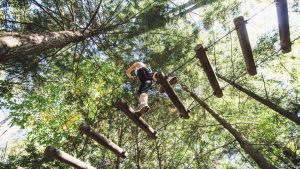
[0,28,105,61]
[155,140,163,169]
[169,0,197,14]
[182,85,277,169]
[170,0,218,17]
[115,117,125,169]
[274,143,300,166]
[217,74,300,125]
[135,128,141,169]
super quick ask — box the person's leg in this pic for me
[139,93,148,108]
[135,81,152,115]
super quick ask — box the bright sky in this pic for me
[186,0,300,46]
[0,109,27,155]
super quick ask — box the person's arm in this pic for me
[126,63,136,79]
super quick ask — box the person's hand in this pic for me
[129,76,135,81]
[129,76,139,81]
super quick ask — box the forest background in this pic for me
[0,0,300,168]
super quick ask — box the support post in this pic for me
[276,0,291,53]
[79,125,127,158]
[194,44,223,97]
[44,146,96,169]
[115,100,158,139]
[233,16,257,76]
[155,72,189,119]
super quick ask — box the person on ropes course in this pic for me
[126,62,157,116]
[126,62,178,117]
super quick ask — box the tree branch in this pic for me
[32,0,64,29]
[83,0,103,32]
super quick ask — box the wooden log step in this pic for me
[44,146,96,169]
[155,72,190,119]
[159,76,178,93]
[79,125,127,158]
[233,16,257,76]
[115,100,158,139]
[276,0,291,53]
[194,44,223,97]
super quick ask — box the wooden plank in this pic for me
[233,16,257,76]
[79,125,127,158]
[155,72,190,119]
[159,76,178,93]
[44,146,96,169]
[194,44,223,97]
[276,0,291,53]
[115,100,158,139]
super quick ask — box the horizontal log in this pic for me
[155,72,189,119]
[115,100,158,139]
[44,146,95,169]
[233,16,257,76]
[276,0,291,53]
[194,44,223,97]
[79,125,127,158]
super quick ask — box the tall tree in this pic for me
[182,85,277,169]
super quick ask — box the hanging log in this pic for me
[155,72,190,119]
[79,125,127,158]
[44,146,95,169]
[217,73,300,125]
[159,76,178,93]
[194,44,223,97]
[276,0,291,53]
[181,85,277,169]
[115,100,158,139]
[233,16,257,76]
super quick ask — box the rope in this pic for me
[115,0,290,140]
[187,45,284,112]
[186,100,195,110]
[166,0,276,76]
[167,57,196,77]
[245,1,276,22]
[124,10,300,164]
[167,1,280,109]
[205,28,236,50]
[79,0,298,158]
[100,0,277,96]
[163,1,242,76]
[291,35,300,44]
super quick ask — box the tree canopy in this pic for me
[0,0,300,168]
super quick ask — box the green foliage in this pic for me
[1,0,300,168]
[0,143,62,169]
